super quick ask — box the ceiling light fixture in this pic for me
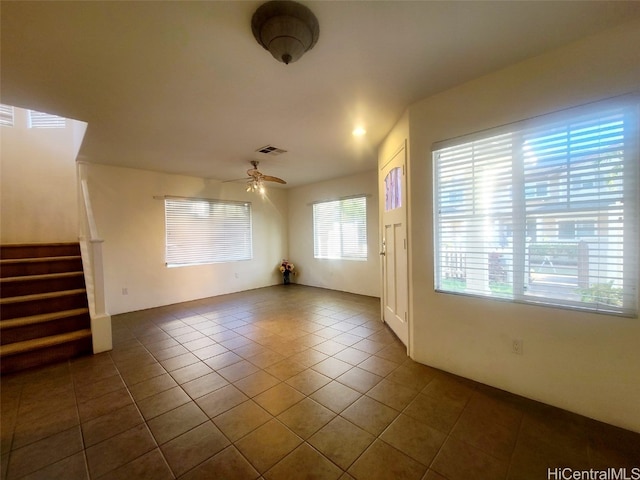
[352,127,367,137]
[251,0,320,65]
[247,178,266,194]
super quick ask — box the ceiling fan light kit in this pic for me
[252,0,319,65]
[247,179,265,193]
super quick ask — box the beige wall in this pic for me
[0,108,86,243]
[85,163,289,315]
[288,171,380,298]
[379,20,640,431]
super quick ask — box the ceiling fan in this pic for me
[241,160,286,192]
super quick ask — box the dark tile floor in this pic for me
[1,285,639,479]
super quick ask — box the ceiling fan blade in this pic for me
[222,177,251,183]
[262,175,286,184]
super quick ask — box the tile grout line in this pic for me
[69,359,92,480]
[505,408,526,480]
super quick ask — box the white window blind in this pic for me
[165,197,252,266]
[28,109,66,128]
[433,97,639,316]
[313,196,368,260]
[0,104,14,127]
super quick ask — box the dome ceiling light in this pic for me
[251,1,320,65]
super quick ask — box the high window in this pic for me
[0,104,14,127]
[28,109,66,128]
[433,97,638,316]
[313,196,368,260]
[165,197,252,267]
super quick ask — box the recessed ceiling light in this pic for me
[352,127,366,137]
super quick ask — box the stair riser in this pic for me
[0,338,92,374]
[1,275,86,297]
[1,244,81,260]
[1,314,91,345]
[1,293,89,320]
[1,258,83,278]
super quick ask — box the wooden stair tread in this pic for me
[0,308,89,330]
[1,243,81,259]
[0,288,87,305]
[0,329,92,357]
[1,242,79,247]
[0,255,81,264]
[1,271,84,283]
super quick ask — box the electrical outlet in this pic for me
[122,287,128,295]
[234,273,239,279]
[512,339,523,355]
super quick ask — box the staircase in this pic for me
[0,243,93,374]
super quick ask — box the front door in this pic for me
[380,141,408,347]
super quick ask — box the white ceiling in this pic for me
[2,1,640,188]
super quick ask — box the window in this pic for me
[28,109,66,128]
[576,222,595,238]
[558,221,576,239]
[433,97,638,316]
[0,104,14,127]
[525,181,549,198]
[165,197,252,266]
[384,167,402,211]
[313,196,367,260]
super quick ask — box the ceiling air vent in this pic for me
[256,145,287,156]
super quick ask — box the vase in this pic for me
[283,271,290,284]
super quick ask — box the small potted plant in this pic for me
[279,259,295,284]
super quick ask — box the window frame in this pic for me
[164,196,253,267]
[432,96,639,317]
[312,195,368,261]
